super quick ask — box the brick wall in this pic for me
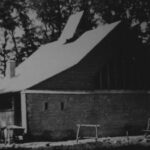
[26,91,150,140]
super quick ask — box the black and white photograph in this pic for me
[0,0,150,149]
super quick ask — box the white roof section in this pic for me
[0,20,120,93]
[59,11,84,44]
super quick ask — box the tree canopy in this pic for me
[0,0,150,77]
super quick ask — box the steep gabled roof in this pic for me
[0,12,120,93]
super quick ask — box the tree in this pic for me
[0,0,150,77]
[0,0,41,76]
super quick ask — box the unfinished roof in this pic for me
[59,11,84,44]
[0,12,120,93]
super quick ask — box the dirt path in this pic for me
[0,135,149,149]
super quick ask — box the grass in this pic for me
[1,142,150,150]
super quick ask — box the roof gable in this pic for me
[0,15,120,93]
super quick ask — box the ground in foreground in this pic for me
[0,135,150,149]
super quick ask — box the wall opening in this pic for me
[60,102,64,111]
[44,102,48,111]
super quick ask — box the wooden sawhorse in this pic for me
[76,124,100,143]
[143,118,150,138]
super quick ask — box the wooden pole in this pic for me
[95,125,98,142]
[76,124,80,143]
[21,92,27,133]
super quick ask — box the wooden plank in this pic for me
[23,89,149,94]
[77,124,100,127]
[21,92,27,133]
[143,130,150,132]
[95,125,98,141]
[76,124,80,143]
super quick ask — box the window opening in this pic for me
[44,102,48,111]
[61,102,64,111]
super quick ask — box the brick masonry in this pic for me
[26,91,150,140]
